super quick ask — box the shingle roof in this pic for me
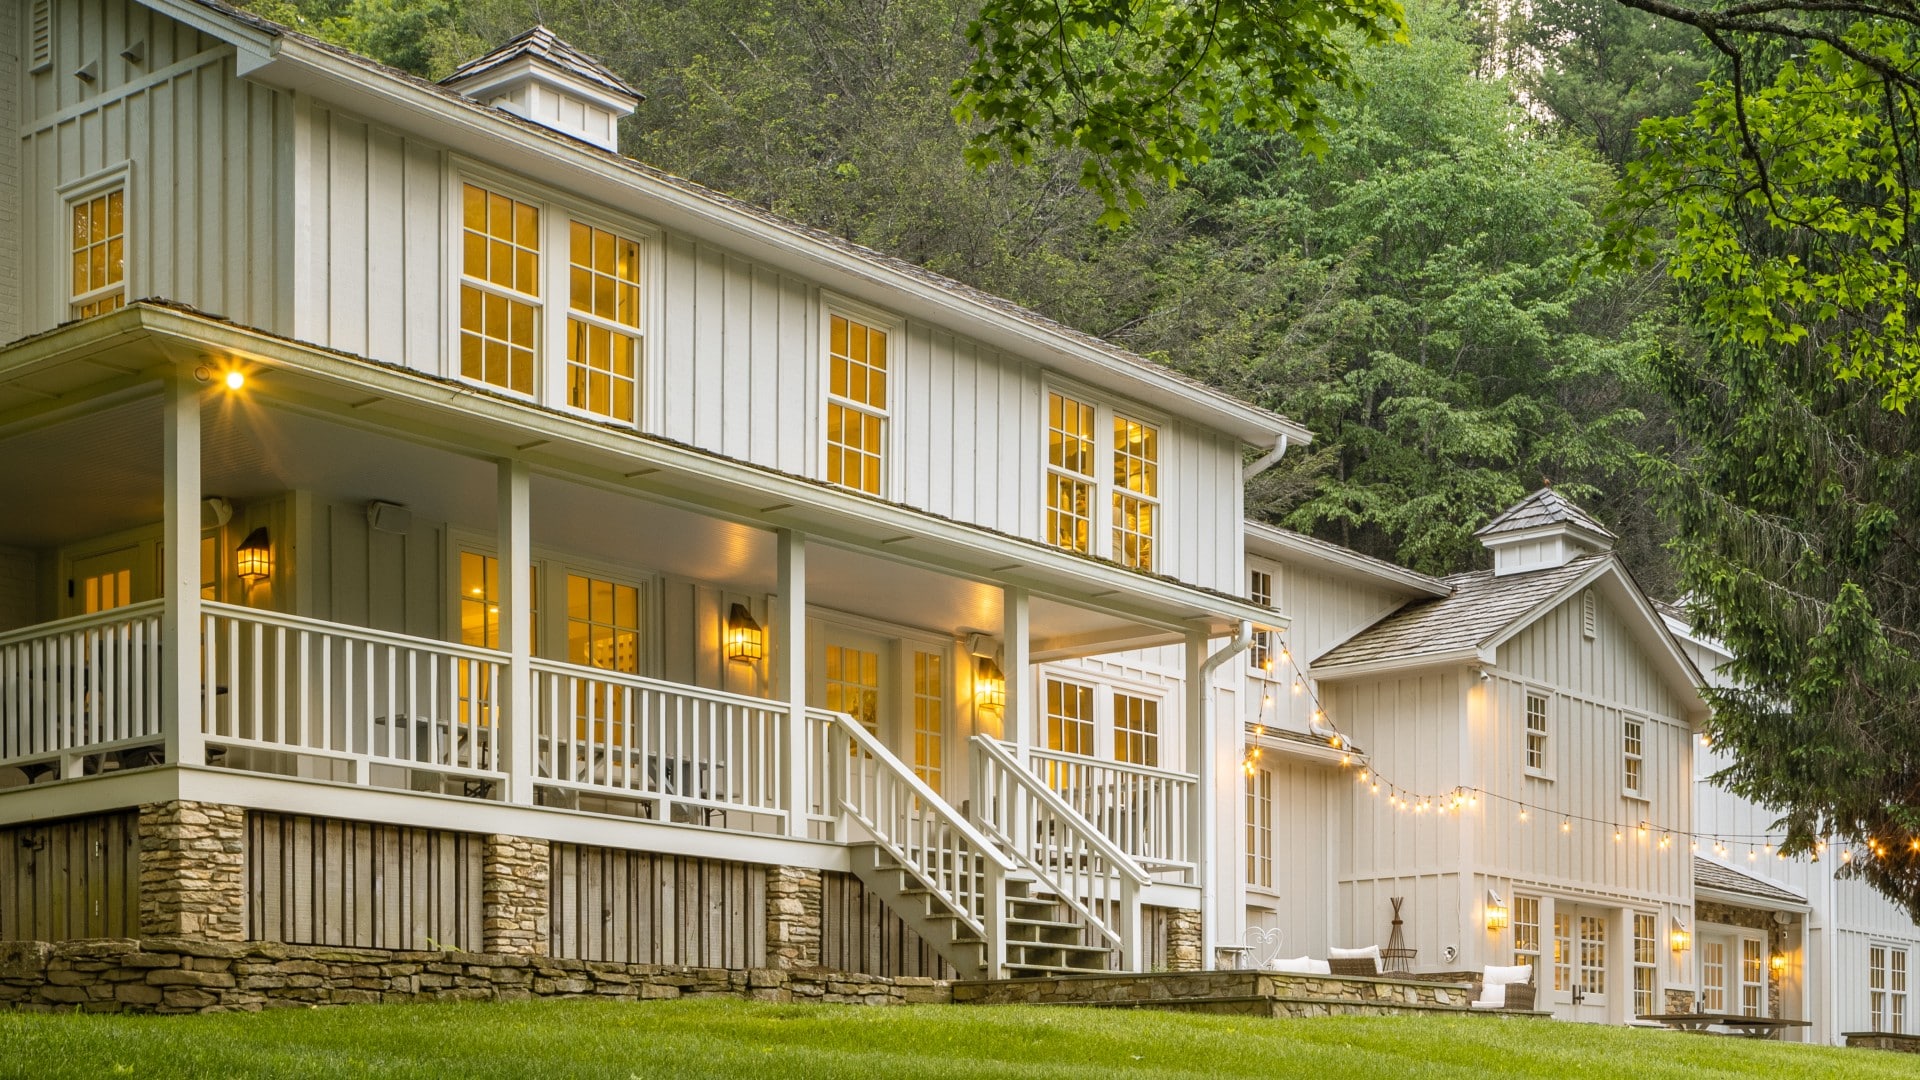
[441,25,641,102]
[1694,857,1806,907]
[1311,555,1606,671]
[1475,488,1616,541]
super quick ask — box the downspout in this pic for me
[1242,434,1291,481]
[1195,619,1256,970]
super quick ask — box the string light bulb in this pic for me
[1519,805,1529,822]
[1561,819,1572,834]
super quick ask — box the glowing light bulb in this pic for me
[1519,806,1529,822]
[224,370,246,390]
[1561,820,1571,834]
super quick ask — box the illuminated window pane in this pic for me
[458,183,540,396]
[566,221,643,424]
[824,313,889,495]
[71,188,126,318]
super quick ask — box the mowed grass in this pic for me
[0,997,1894,1079]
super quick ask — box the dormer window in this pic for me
[1045,389,1160,571]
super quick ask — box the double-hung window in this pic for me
[1513,896,1540,971]
[1525,692,1550,774]
[70,185,126,318]
[458,180,650,423]
[1045,389,1160,571]
[1045,678,1096,756]
[1873,945,1910,1033]
[1249,569,1276,674]
[1113,692,1160,767]
[1623,717,1645,797]
[1246,767,1273,888]
[1632,913,1658,1016]
[824,311,890,495]
[1740,939,1765,1016]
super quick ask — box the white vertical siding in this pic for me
[1246,760,1337,957]
[21,0,290,335]
[303,498,446,640]
[0,0,20,342]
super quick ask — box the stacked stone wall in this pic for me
[137,802,245,941]
[0,938,949,1015]
[765,866,822,970]
[482,835,549,956]
[953,970,1549,1020]
[1164,909,1202,972]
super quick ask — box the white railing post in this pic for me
[161,377,204,767]
[1184,629,1214,969]
[775,529,808,838]
[498,458,534,804]
[1117,876,1143,972]
[1000,586,1030,761]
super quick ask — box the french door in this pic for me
[1550,903,1612,1023]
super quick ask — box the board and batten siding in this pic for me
[1245,759,1337,958]
[247,811,484,950]
[819,871,953,979]
[548,845,767,968]
[0,810,139,942]
[21,0,292,336]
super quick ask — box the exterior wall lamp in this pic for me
[974,657,1005,713]
[1485,889,1510,932]
[1670,918,1691,953]
[235,526,272,584]
[725,603,764,663]
[1771,953,1789,974]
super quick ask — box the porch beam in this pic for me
[774,529,808,838]
[161,377,204,767]
[1184,632,1210,968]
[1000,586,1031,759]
[498,458,534,805]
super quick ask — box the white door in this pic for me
[810,626,892,745]
[1699,929,1767,1017]
[1549,904,1613,1023]
[68,546,141,616]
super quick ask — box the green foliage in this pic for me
[954,0,1408,226]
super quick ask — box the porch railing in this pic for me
[972,735,1147,970]
[0,601,166,768]
[1026,746,1196,880]
[200,602,505,782]
[815,707,1013,967]
[530,660,787,821]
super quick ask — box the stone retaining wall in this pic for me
[952,970,1547,1020]
[1845,1032,1920,1053]
[0,938,950,1015]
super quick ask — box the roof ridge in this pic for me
[1475,488,1617,541]
[441,22,641,102]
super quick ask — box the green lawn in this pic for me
[0,998,1892,1079]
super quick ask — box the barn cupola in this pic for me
[440,26,641,152]
[1475,488,1616,576]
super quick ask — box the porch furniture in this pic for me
[1637,1013,1812,1039]
[1270,955,1332,974]
[1470,963,1536,1011]
[1327,944,1382,977]
[1381,896,1417,974]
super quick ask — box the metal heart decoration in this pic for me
[1241,925,1285,970]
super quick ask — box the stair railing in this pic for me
[970,735,1150,971]
[813,707,1014,976]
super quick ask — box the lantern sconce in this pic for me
[1670,918,1691,953]
[235,526,272,584]
[1771,953,1789,974]
[975,657,1006,714]
[1484,889,1510,932]
[725,603,764,664]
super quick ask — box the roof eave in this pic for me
[1243,521,1450,598]
[1308,647,1486,682]
[1696,885,1810,914]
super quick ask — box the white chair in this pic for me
[1470,963,1537,1010]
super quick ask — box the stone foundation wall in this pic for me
[0,938,950,1015]
[1845,1032,1920,1053]
[138,802,245,941]
[1164,909,1202,972]
[952,970,1547,1020]
[766,866,822,970]
[482,835,548,956]
[1664,987,1697,1013]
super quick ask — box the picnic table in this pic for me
[1637,1013,1812,1039]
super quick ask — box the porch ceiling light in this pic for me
[975,657,1006,713]
[1484,889,1509,932]
[725,603,764,663]
[235,526,272,583]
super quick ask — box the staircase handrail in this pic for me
[970,735,1149,966]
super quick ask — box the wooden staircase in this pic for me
[848,843,1117,978]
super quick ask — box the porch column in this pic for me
[161,377,203,766]
[497,458,534,805]
[774,529,808,838]
[1000,586,1031,759]
[1184,630,1215,969]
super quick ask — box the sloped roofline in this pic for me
[442,25,641,103]
[1243,520,1450,598]
[153,0,1311,448]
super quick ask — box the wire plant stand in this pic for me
[1381,896,1417,974]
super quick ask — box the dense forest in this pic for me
[239,0,1704,588]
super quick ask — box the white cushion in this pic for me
[1270,955,1317,973]
[1482,963,1533,987]
[1469,998,1504,1010]
[1328,945,1382,960]
[1476,982,1508,1007]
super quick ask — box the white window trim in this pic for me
[1248,566,1280,679]
[1622,714,1647,801]
[1871,942,1911,1034]
[445,527,663,676]
[447,163,662,425]
[1039,379,1168,571]
[1523,686,1554,781]
[816,293,902,499]
[1036,664,1174,768]
[58,163,134,318]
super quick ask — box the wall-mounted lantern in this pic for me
[1484,889,1510,932]
[725,603,764,663]
[1670,918,1691,953]
[235,526,272,584]
[975,657,1006,713]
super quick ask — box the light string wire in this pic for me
[1237,631,1874,868]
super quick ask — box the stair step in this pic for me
[1008,942,1112,958]
[1007,916,1084,932]
[1006,963,1114,977]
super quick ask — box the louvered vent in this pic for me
[1582,588,1597,639]
[29,0,52,74]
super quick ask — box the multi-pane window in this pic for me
[1044,390,1160,570]
[1249,569,1276,674]
[1702,942,1727,1012]
[1111,415,1158,570]
[1045,678,1096,756]
[566,573,641,675]
[1553,912,1572,992]
[566,222,643,423]
[1579,915,1608,996]
[1632,913,1658,1016]
[1246,767,1273,888]
[1872,946,1909,1033]
[1113,693,1160,767]
[1046,392,1097,554]
[912,651,944,789]
[456,552,536,726]
[460,183,541,396]
[1741,939,1765,1017]
[1525,693,1549,772]
[825,313,889,495]
[1513,896,1540,972]
[825,644,882,738]
[70,187,126,318]
[1623,718,1645,796]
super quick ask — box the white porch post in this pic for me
[1185,630,1216,969]
[497,458,534,805]
[161,377,204,766]
[1000,586,1031,759]
[774,529,809,838]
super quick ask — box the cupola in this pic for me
[441,26,640,152]
[1475,488,1615,576]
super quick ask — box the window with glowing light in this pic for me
[912,651,944,789]
[1045,678,1096,756]
[566,221,644,423]
[1632,913,1657,1016]
[1043,389,1160,570]
[1249,568,1276,674]
[1741,939,1765,1016]
[460,184,542,396]
[1552,912,1572,992]
[1113,693,1159,767]
[456,551,537,727]
[1513,896,1540,972]
[70,186,126,318]
[825,312,890,495]
[1246,767,1273,888]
